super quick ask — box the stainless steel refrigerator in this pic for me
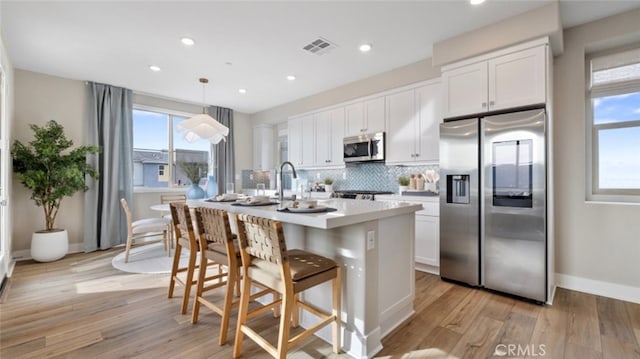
[439,108,547,302]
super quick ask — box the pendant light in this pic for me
[177,78,229,144]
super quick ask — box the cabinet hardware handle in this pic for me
[415,153,420,157]
[489,101,495,106]
[482,102,487,108]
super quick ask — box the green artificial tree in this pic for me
[11,121,100,231]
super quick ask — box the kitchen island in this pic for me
[193,198,421,358]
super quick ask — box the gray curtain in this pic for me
[84,82,133,251]
[209,106,235,195]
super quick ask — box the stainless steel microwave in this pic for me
[343,132,385,163]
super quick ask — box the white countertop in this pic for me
[376,194,439,203]
[190,198,422,229]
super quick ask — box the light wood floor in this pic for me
[1,249,639,359]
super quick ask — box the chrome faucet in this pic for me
[279,161,297,205]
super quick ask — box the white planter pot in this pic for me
[399,185,409,194]
[325,184,333,193]
[31,229,69,262]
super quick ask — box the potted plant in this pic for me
[178,161,208,199]
[398,176,410,194]
[323,177,334,193]
[11,121,99,262]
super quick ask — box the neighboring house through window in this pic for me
[133,108,212,189]
[587,46,640,201]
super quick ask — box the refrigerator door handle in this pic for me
[479,119,485,287]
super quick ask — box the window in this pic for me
[588,47,640,199]
[133,108,212,189]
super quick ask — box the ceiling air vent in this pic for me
[302,37,338,56]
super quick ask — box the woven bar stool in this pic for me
[192,207,275,345]
[168,202,218,314]
[233,214,341,359]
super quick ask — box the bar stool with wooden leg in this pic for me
[233,214,341,359]
[191,207,275,345]
[167,202,218,314]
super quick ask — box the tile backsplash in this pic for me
[242,163,439,193]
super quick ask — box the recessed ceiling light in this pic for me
[149,65,161,72]
[238,88,247,94]
[470,0,485,5]
[286,75,296,81]
[181,37,195,46]
[359,43,372,53]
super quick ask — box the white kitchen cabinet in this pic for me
[344,96,385,136]
[386,89,417,163]
[376,195,440,273]
[415,211,439,268]
[253,124,275,170]
[442,44,546,119]
[442,62,487,118]
[416,83,442,162]
[386,81,441,164]
[314,107,345,167]
[290,115,316,167]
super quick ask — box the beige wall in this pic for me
[13,70,87,255]
[553,9,640,288]
[1,29,15,276]
[11,70,253,255]
[250,58,440,125]
[433,2,563,66]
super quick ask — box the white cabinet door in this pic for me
[344,102,364,137]
[287,118,303,167]
[386,89,417,163]
[488,45,546,111]
[314,111,331,166]
[314,108,345,167]
[329,107,345,165]
[442,61,487,118]
[345,97,385,136]
[253,124,274,170]
[416,82,442,162]
[364,96,386,134]
[415,214,439,267]
[300,114,315,167]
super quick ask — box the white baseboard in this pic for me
[415,262,439,275]
[555,273,640,304]
[12,243,85,262]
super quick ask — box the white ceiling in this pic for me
[2,1,640,114]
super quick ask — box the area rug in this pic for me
[111,242,194,274]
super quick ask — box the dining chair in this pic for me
[161,193,187,245]
[233,214,341,359]
[192,207,275,345]
[120,198,171,263]
[168,202,219,314]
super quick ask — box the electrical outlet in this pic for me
[367,231,375,250]
[249,174,253,180]
[342,172,346,180]
[316,173,321,179]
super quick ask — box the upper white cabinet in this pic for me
[288,115,315,168]
[386,81,441,164]
[315,107,345,167]
[287,117,303,167]
[253,124,275,170]
[416,83,442,162]
[345,96,385,136]
[442,44,547,119]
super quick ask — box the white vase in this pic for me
[325,184,333,193]
[399,185,409,194]
[31,229,69,262]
